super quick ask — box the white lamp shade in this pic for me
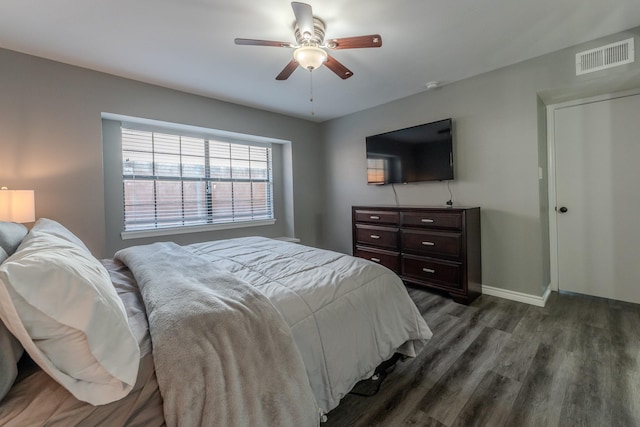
[0,189,35,223]
[294,46,328,70]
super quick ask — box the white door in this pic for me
[554,93,640,304]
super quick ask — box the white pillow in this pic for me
[0,230,140,405]
[25,218,91,253]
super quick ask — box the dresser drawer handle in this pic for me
[370,234,380,239]
[370,257,381,262]
[370,215,380,220]
[422,268,436,274]
[421,241,435,246]
[421,219,434,223]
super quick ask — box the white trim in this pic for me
[121,219,276,240]
[548,88,640,111]
[546,104,559,292]
[482,284,551,307]
[101,112,290,146]
[546,88,640,293]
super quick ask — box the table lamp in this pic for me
[0,187,35,223]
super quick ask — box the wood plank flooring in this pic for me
[324,288,640,427]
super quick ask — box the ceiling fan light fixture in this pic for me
[294,45,328,70]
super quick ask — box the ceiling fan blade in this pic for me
[276,59,299,80]
[234,38,294,48]
[291,2,314,40]
[325,54,353,79]
[326,35,382,49]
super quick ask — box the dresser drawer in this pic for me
[355,225,399,249]
[402,255,462,289]
[354,246,400,273]
[402,229,461,258]
[402,211,462,230]
[354,210,400,225]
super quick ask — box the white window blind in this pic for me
[121,127,273,232]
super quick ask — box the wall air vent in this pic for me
[576,38,634,75]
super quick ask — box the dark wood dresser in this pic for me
[352,206,481,304]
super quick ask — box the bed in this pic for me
[0,219,432,426]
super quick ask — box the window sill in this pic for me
[121,219,276,240]
[273,236,300,243]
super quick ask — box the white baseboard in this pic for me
[481,283,551,307]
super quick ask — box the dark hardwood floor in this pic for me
[324,287,640,427]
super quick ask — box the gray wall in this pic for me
[320,27,640,297]
[0,48,324,257]
[3,27,640,297]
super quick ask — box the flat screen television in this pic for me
[365,118,453,184]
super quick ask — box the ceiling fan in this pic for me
[234,2,382,81]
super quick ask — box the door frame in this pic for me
[546,88,640,293]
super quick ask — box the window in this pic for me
[367,157,388,184]
[121,127,273,233]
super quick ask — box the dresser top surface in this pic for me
[353,205,479,212]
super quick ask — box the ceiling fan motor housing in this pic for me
[294,17,326,46]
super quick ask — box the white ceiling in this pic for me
[1,0,640,122]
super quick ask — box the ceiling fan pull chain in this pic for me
[309,70,315,117]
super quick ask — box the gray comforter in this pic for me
[115,242,319,427]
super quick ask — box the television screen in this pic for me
[365,118,453,184]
